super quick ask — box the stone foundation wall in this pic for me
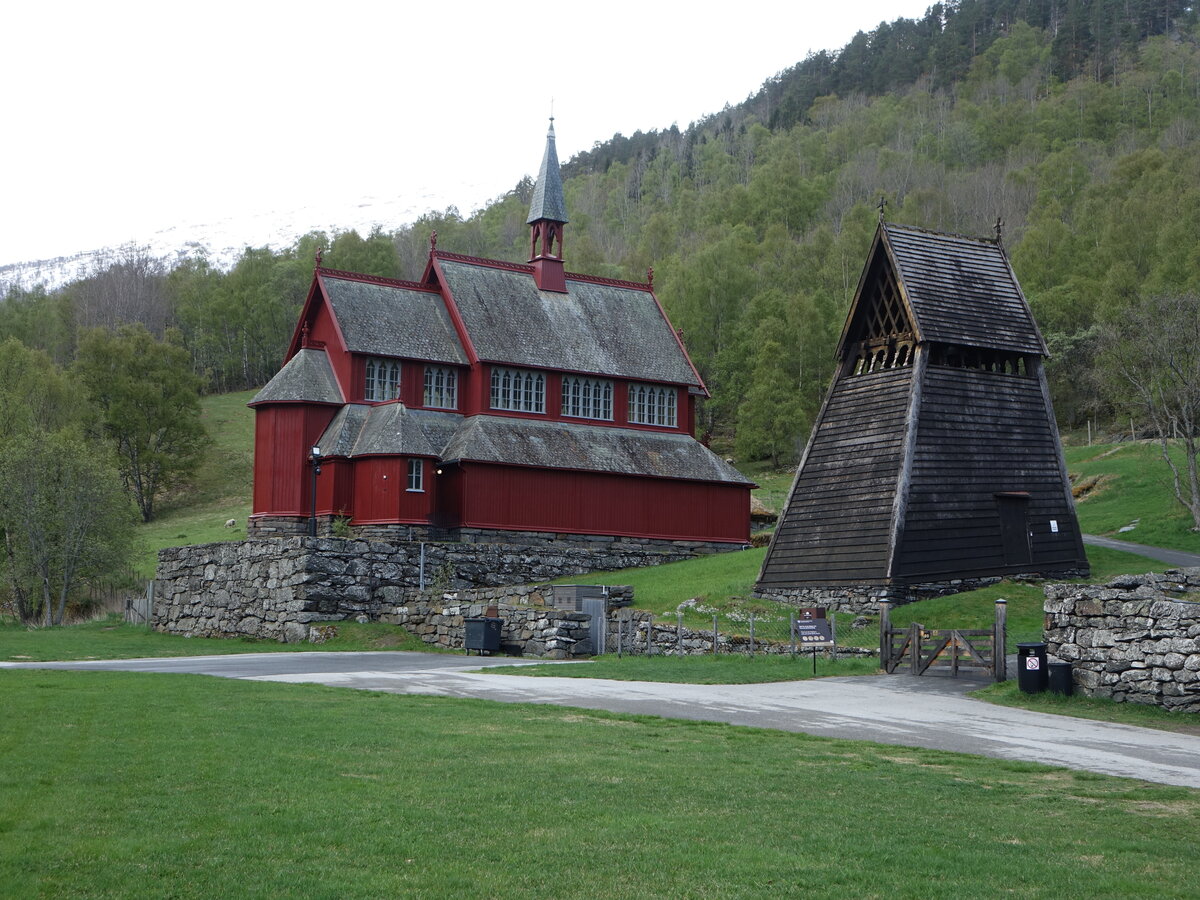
[754,585,906,616]
[757,569,1091,616]
[248,515,747,555]
[1044,568,1200,712]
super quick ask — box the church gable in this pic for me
[434,256,704,389]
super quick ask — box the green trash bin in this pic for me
[1047,661,1073,696]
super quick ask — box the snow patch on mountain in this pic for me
[0,182,499,293]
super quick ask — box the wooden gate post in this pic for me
[994,599,1007,682]
[909,623,922,674]
[878,599,891,670]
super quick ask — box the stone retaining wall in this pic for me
[1044,568,1200,712]
[611,612,877,658]
[152,535,665,651]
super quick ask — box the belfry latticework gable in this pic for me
[845,252,916,376]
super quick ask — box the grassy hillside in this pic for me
[133,389,257,575]
[1065,440,1200,552]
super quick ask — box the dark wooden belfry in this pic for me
[757,222,1088,603]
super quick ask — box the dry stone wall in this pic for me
[1044,568,1200,712]
[152,535,666,651]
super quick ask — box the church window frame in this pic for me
[364,356,401,402]
[627,383,677,427]
[561,376,613,421]
[423,366,459,410]
[490,366,546,414]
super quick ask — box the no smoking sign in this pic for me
[1025,657,1041,670]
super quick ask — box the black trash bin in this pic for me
[1017,642,1048,694]
[1047,661,1073,696]
[464,617,503,655]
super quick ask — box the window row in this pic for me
[365,360,677,425]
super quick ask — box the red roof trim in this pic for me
[428,256,480,366]
[432,250,533,274]
[432,249,654,292]
[315,266,439,292]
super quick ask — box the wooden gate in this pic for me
[879,599,1007,682]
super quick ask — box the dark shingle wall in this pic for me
[894,367,1085,578]
[758,368,913,586]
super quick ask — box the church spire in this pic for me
[528,118,568,292]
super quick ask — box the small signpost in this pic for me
[792,607,834,673]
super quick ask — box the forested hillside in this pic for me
[4,0,1200,465]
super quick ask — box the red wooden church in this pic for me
[249,122,752,545]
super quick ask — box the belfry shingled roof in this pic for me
[882,224,1046,356]
[435,258,702,388]
[527,120,568,225]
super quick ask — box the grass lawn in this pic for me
[974,680,1200,737]
[0,617,434,662]
[2,670,1198,898]
[1065,440,1200,553]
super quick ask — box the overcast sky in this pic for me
[3,1,933,267]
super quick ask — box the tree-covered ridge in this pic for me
[4,8,1200,466]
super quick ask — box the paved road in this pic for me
[6,651,1200,789]
[1082,533,1200,568]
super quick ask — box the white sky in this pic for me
[3,1,933,267]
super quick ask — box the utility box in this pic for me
[464,617,503,654]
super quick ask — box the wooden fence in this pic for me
[879,598,1007,681]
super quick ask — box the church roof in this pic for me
[881,223,1046,356]
[320,272,468,365]
[440,415,751,484]
[527,120,568,225]
[316,406,746,484]
[435,256,703,388]
[250,348,343,405]
[317,404,462,458]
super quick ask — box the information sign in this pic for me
[795,617,834,646]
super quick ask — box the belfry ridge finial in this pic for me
[430,231,438,251]
[994,217,1004,246]
[877,196,887,223]
[647,266,654,286]
[315,247,323,266]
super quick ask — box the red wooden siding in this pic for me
[457,463,749,542]
[352,457,435,524]
[252,405,338,516]
[307,301,352,398]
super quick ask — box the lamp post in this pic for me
[309,446,322,537]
